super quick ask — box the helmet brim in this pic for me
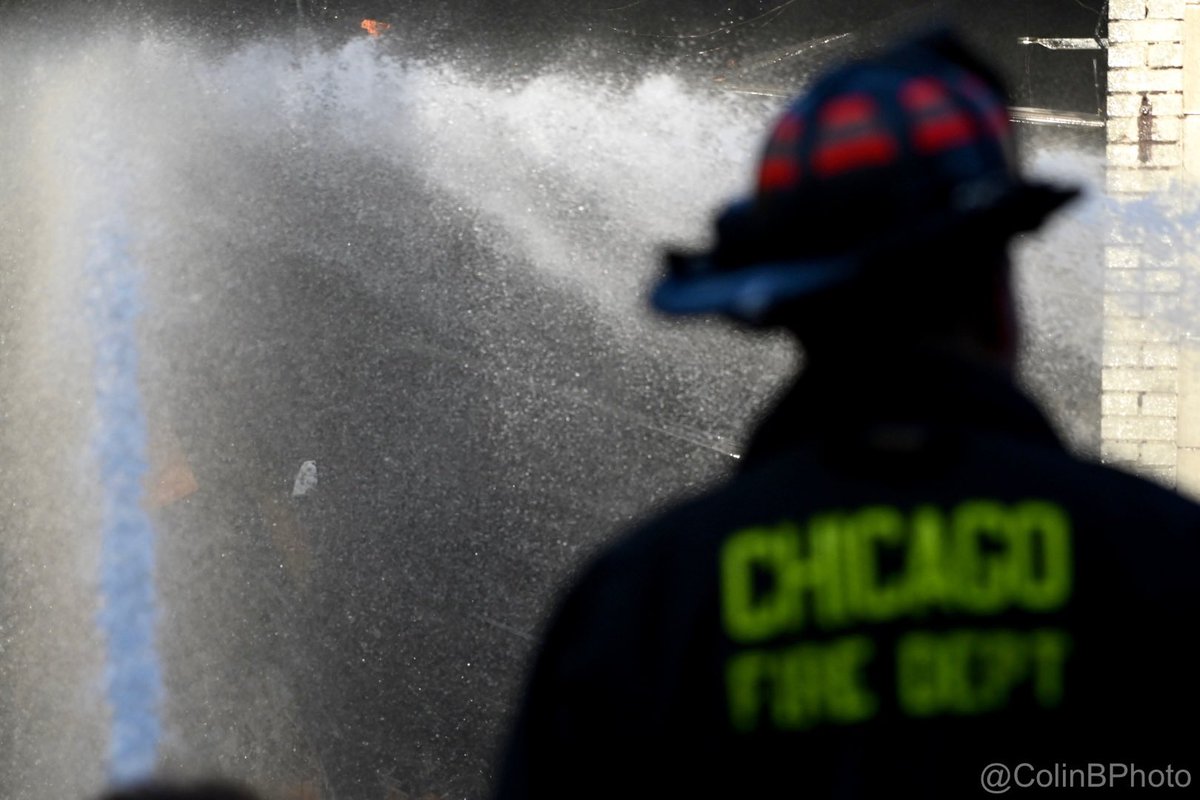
[651,254,862,320]
[651,180,1079,323]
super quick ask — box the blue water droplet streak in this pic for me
[84,220,163,785]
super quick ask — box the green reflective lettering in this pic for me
[1013,502,1073,611]
[726,650,770,732]
[721,524,795,642]
[847,506,907,621]
[973,630,1030,712]
[1030,628,1072,707]
[824,636,878,723]
[897,631,939,717]
[953,501,1009,613]
[904,505,950,615]
[773,645,823,729]
[795,514,849,630]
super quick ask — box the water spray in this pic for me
[85,211,163,784]
[0,20,1128,796]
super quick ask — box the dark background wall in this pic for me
[1,1,1108,113]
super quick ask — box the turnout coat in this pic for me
[494,350,1199,799]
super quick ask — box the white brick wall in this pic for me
[1106,141,1183,166]
[1187,117,1200,173]
[1107,91,1183,116]
[1145,269,1184,290]
[1109,41,1149,67]
[1101,1,1192,486]
[1106,315,1178,341]
[1109,19,1185,42]
[1147,0,1187,20]
[1104,343,1141,366]
[1099,343,1185,371]
[1113,0,1151,18]
[1101,414,1178,441]
[1143,343,1181,366]
[1103,392,1141,414]
[1102,440,1140,462]
[1145,293,1182,316]
[1106,167,1175,193]
[1142,393,1180,415]
[1108,66,1184,92]
[1149,42,1185,66]
[1107,114,1182,143]
[1102,367,1179,392]
[1140,442,1179,465]
[1106,246,1142,268]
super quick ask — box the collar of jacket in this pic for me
[740,346,1066,469]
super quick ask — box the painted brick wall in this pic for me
[1102,0,1188,487]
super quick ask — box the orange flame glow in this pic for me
[361,19,391,37]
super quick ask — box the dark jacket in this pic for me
[494,350,1199,799]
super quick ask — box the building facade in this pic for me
[1102,0,1200,492]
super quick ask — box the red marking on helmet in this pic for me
[900,78,952,111]
[772,114,803,143]
[912,111,977,154]
[812,132,899,177]
[759,157,801,191]
[819,95,878,127]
